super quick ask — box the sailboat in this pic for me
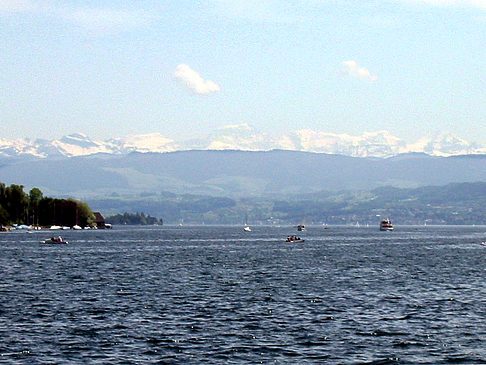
[243,213,251,232]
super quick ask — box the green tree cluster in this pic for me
[106,212,162,225]
[0,183,95,227]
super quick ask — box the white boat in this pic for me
[297,224,306,231]
[379,218,394,231]
[243,214,251,232]
[40,236,68,245]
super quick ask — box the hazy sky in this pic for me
[1,0,485,143]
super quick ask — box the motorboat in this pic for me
[285,235,305,243]
[297,224,306,231]
[40,236,69,245]
[379,218,394,231]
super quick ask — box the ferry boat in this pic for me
[379,218,394,231]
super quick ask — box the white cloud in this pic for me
[174,64,221,95]
[342,60,378,82]
[0,0,35,14]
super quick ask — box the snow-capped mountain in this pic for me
[107,133,180,154]
[276,130,409,157]
[407,134,485,157]
[0,127,484,159]
[0,132,179,159]
[184,124,276,151]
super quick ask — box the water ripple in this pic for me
[1,225,486,363]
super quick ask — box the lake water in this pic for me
[1,225,486,364]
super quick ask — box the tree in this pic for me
[75,200,95,227]
[5,185,28,224]
[29,188,43,225]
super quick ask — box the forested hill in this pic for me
[86,182,486,225]
[2,150,486,197]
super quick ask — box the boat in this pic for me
[379,218,394,231]
[285,235,305,243]
[297,224,306,231]
[243,213,251,232]
[40,236,69,245]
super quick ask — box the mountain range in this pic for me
[1,126,485,159]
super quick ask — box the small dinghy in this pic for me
[40,236,69,245]
[285,235,305,243]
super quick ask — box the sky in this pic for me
[1,0,485,144]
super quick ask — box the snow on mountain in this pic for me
[277,130,408,157]
[0,133,179,159]
[407,133,486,157]
[1,128,484,159]
[191,127,485,158]
[185,124,276,151]
[0,137,45,158]
[180,126,409,157]
[51,133,116,157]
[108,133,179,153]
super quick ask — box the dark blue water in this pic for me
[1,225,486,364]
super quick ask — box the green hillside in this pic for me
[86,182,486,225]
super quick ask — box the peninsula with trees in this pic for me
[0,183,95,229]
